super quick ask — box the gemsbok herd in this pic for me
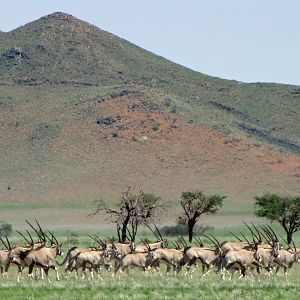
[0,220,299,282]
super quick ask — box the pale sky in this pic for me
[0,0,299,86]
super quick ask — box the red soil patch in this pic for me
[2,94,300,211]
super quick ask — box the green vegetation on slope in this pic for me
[0,12,299,153]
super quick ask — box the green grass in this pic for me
[0,264,299,299]
[1,225,300,299]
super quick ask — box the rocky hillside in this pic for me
[0,12,299,207]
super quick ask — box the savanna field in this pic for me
[1,271,300,300]
[0,227,299,300]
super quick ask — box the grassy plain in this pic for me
[1,271,300,300]
[0,227,299,300]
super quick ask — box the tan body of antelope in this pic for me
[8,245,39,281]
[145,248,184,274]
[16,243,63,282]
[221,248,261,280]
[58,246,96,275]
[69,249,109,279]
[0,249,11,278]
[272,249,300,280]
[253,244,280,277]
[182,246,222,277]
[114,252,148,275]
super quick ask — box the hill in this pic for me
[0,12,299,224]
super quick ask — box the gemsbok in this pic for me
[12,231,63,282]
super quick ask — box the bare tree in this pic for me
[89,187,164,242]
[177,190,225,242]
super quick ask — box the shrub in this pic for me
[137,135,148,142]
[163,98,172,107]
[160,224,213,237]
[171,106,177,113]
[160,224,188,236]
[152,123,160,131]
[66,231,79,244]
[0,222,12,237]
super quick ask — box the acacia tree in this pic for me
[255,193,300,244]
[177,190,225,242]
[89,187,163,242]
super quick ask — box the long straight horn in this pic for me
[43,230,54,244]
[263,224,274,239]
[50,231,59,245]
[0,236,8,249]
[35,219,48,242]
[258,226,270,243]
[5,236,11,250]
[179,236,188,248]
[229,231,243,242]
[45,231,54,245]
[88,234,98,243]
[172,241,181,250]
[142,240,151,251]
[243,221,259,243]
[93,234,102,243]
[195,236,204,247]
[97,238,106,249]
[94,235,102,243]
[250,222,263,243]
[126,228,133,242]
[210,235,221,247]
[25,219,45,242]
[91,235,101,247]
[263,225,275,242]
[198,236,204,247]
[92,235,103,247]
[17,230,31,245]
[53,234,59,245]
[26,230,34,245]
[260,225,273,242]
[144,223,160,241]
[153,223,163,241]
[266,225,279,242]
[176,241,182,249]
[203,234,218,248]
[25,219,40,236]
[240,232,250,245]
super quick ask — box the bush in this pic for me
[160,224,213,237]
[163,98,172,107]
[152,123,160,131]
[171,106,177,113]
[160,224,188,236]
[137,135,148,142]
[0,223,12,237]
[66,231,79,245]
